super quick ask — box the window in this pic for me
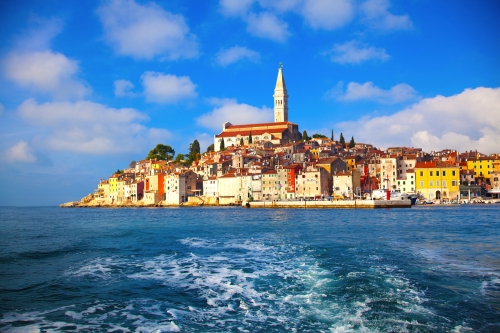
[420,171,423,177]
[420,181,424,187]
[452,180,456,186]
[436,181,440,187]
[443,180,447,188]
[411,181,414,185]
[430,181,433,187]
[443,171,446,176]
[436,171,440,176]
[430,171,433,176]
[403,181,406,185]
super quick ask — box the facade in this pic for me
[203,176,218,198]
[95,180,110,199]
[379,156,398,190]
[261,169,279,200]
[130,180,144,202]
[164,170,197,205]
[396,169,416,193]
[146,173,165,201]
[108,175,118,201]
[488,161,500,198]
[283,163,302,199]
[466,155,500,183]
[214,64,300,151]
[415,161,460,200]
[295,166,329,199]
[333,171,361,199]
[316,157,348,193]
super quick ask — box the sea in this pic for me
[0,205,499,333]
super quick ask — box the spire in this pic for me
[275,62,287,92]
[273,62,288,122]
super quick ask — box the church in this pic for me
[214,64,301,151]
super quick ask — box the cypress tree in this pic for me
[240,137,244,146]
[349,136,355,148]
[302,130,310,141]
[331,129,334,141]
[220,139,225,150]
[339,133,345,146]
[249,131,253,144]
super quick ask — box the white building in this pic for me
[203,176,218,198]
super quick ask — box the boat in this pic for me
[371,189,417,205]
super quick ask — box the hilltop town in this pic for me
[63,65,500,207]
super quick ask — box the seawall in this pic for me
[243,200,412,209]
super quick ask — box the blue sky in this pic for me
[1,0,499,206]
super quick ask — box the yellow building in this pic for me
[94,180,110,199]
[108,175,119,200]
[466,155,500,182]
[415,161,460,200]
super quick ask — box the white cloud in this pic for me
[96,0,199,60]
[333,81,418,103]
[301,0,354,30]
[16,98,171,154]
[325,40,390,64]
[196,98,273,131]
[114,79,136,97]
[215,46,260,66]
[246,12,291,42]
[5,140,36,163]
[220,0,255,16]
[16,17,63,52]
[335,87,500,154]
[258,0,301,13]
[361,0,412,31]
[141,72,197,104]
[3,51,90,99]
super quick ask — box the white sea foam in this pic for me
[2,238,450,332]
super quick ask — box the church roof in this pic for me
[224,121,296,129]
[215,128,286,138]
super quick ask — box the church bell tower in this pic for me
[273,62,288,122]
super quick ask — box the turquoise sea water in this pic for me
[0,205,499,332]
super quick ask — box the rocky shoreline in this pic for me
[59,194,230,208]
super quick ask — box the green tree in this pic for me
[174,153,185,163]
[339,133,345,147]
[240,137,244,146]
[188,140,200,159]
[302,130,310,141]
[146,144,175,161]
[206,143,214,153]
[331,129,334,141]
[220,139,225,151]
[313,133,327,138]
[248,131,253,144]
[116,169,124,174]
[349,136,355,148]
